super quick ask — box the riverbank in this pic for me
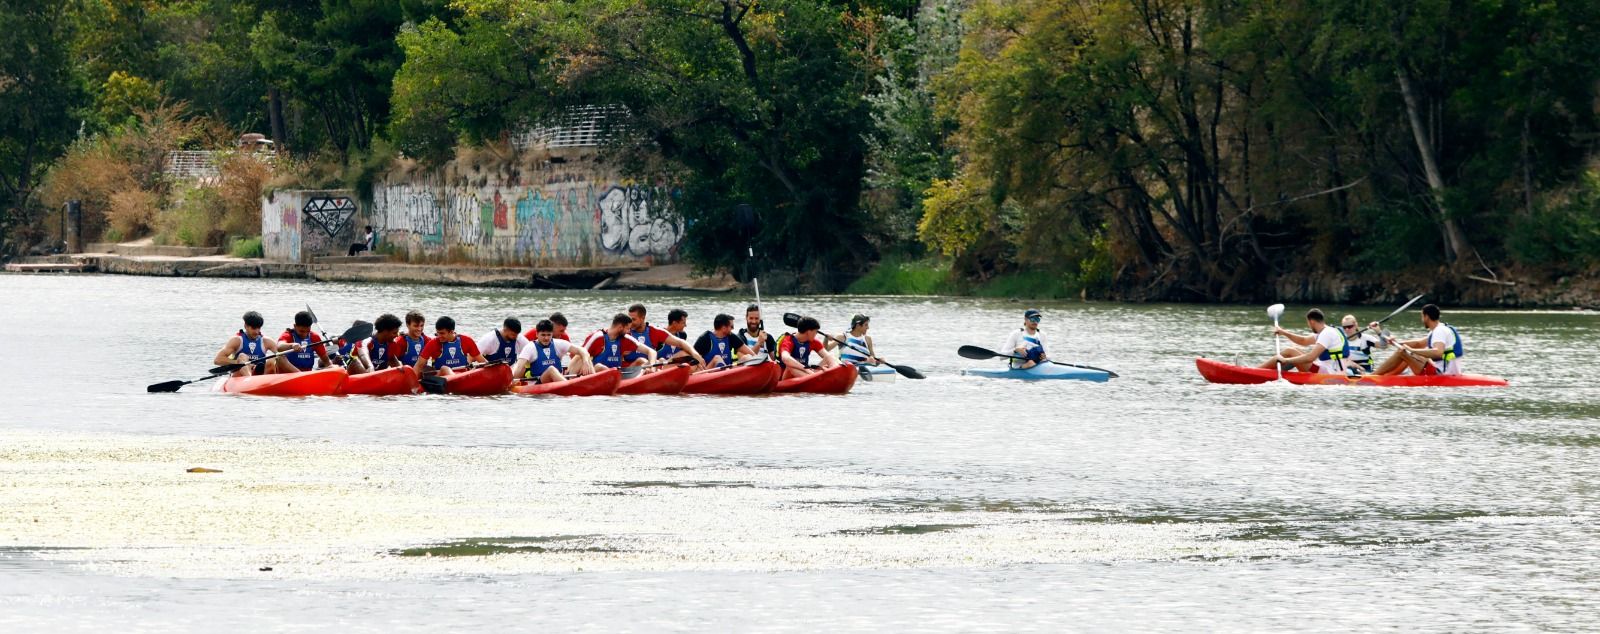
[3,253,738,293]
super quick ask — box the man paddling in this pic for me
[335,320,374,375]
[585,314,653,370]
[1340,314,1387,374]
[776,316,839,380]
[624,304,704,368]
[740,304,777,358]
[1004,309,1049,369]
[213,311,296,377]
[657,309,696,365]
[478,317,528,365]
[414,316,487,375]
[279,310,332,372]
[829,314,882,367]
[392,310,431,369]
[512,319,595,383]
[523,312,572,342]
[365,313,403,370]
[1371,304,1465,376]
[1260,308,1349,374]
[693,313,756,368]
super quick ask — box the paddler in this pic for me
[829,314,882,367]
[776,316,839,380]
[740,304,777,358]
[414,316,486,375]
[1003,309,1049,369]
[214,311,295,376]
[365,313,403,370]
[279,310,332,372]
[334,319,373,375]
[692,313,756,368]
[392,310,431,369]
[1371,304,1465,376]
[478,317,528,365]
[585,313,654,370]
[512,319,594,383]
[522,312,571,342]
[1339,314,1387,374]
[1259,308,1349,374]
[658,309,695,364]
[624,304,704,368]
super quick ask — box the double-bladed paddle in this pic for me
[781,313,925,379]
[1366,294,1425,339]
[956,345,1120,379]
[148,321,374,393]
[1268,303,1286,381]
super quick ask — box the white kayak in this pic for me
[963,363,1113,382]
[854,364,896,383]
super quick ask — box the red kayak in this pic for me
[774,363,859,394]
[218,367,347,396]
[342,366,419,396]
[683,362,781,395]
[615,364,691,395]
[441,363,513,396]
[1195,357,1509,387]
[512,367,622,396]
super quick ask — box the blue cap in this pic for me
[1024,309,1042,321]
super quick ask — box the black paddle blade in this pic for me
[338,321,374,343]
[889,364,926,380]
[957,345,1000,360]
[419,375,447,394]
[204,361,247,375]
[857,365,872,381]
[738,353,769,366]
[147,380,186,393]
[783,312,802,328]
[619,366,645,380]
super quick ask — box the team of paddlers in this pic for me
[214,304,889,385]
[1261,303,1468,377]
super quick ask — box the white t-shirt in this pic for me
[478,331,528,360]
[516,338,573,363]
[1002,329,1048,368]
[1313,326,1347,374]
[1427,324,1461,375]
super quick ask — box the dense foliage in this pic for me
[4,0,1598,297]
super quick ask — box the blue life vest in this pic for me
[1021,332,1045,363]
[526,342,564,379]
[658,329,686,358]
[1426,324,1465,368]
[237,330,268,374]
[367,338,392,368]
[434,337,469,369]
[704,332,736,367]
[839,334,870,365]
[593,332,626,368]
[625,323,655,363]
[1317,327,1350,366]
[284,329,318,370]
[397,334,426,367]
[336,339,356,358]
[779,333,815,367]
[484,331,519,363]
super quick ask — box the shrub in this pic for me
[846,257,952,294]
[230,236,263,258]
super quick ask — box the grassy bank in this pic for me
[846,257,1083,299]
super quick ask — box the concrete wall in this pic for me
[262,189,359,263]
[369,156,682,267]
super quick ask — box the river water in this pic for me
[1,274,1597,631]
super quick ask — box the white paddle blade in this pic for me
[1266,303,1286,320]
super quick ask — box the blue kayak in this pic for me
[963,363,1112,382]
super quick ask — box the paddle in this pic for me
[306,304,357,369]
[956,345,1120,378]
[1267,303,1286,381]
[148,321,373,393]
[781,312,925,380]
[1365,293,1425,339]
[419,359,507,394]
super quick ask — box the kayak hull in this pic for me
[775,363,859,394]
[442,364,513,396]
[512,368,622,396]
[683,362,781,395]
[854,364,896,383]
[964,363,1112,382]
[615,364,691,395]
[1195,357,1509,387]
[341,366,419,396]
[219,367,347,396]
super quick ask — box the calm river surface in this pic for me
[2,274,1598,632]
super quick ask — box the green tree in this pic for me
[1,1,88,252]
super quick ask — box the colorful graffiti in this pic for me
[262,199,300,261]
[368,168,681,266]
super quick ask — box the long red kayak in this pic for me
[442,363,513,396]
[774,363,859,394]
[683,362,781,395]
[615,364,691,395]
[342,366,420,396]
[512,367,622,396]
[1195,357,1509,387]
[218,367,347,396]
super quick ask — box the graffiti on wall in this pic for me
[369,170,681,266]
[262,199,300,261]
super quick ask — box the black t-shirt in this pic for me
[695,330,746,361]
